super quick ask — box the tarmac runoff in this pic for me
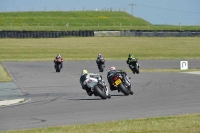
[0,82,25,107]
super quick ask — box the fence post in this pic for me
[38,23,40,30]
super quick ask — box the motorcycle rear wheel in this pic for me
[118,83,129,96]
[134,65,139,74]
[94,85,107,99]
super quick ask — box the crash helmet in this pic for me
[98,54,101,56]
[128,54,132,58]
[109,66,116,71]
[57,54,61,58]
[82,69,88,75]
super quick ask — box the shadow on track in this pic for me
[67,98,105,101]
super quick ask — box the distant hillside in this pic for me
[0,11,151,31]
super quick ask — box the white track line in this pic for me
[0,99,25,106]
[181,71,200,75]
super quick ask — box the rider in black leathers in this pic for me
[54,54,63,68]
[107,66,133,94]
[96,53,105,65]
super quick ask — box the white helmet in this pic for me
[109,66,116,71]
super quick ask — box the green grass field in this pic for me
[0,11,199,31]
[0,37,200,61]
[1,114,200,133]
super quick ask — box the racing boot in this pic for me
[129,86,134,95]
[107,94,111,99]
[87,91,93,96]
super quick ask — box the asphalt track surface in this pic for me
[0,60,200,131]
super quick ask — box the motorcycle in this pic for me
[128,58,140,74]
[55,58,62,72]
[111,72,133,95]
[97,57,105,72]
[84,76,111,99]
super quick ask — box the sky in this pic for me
[0,0,200,25]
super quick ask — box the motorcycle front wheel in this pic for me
[56,64,61,72]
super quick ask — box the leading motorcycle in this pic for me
[54,58,62,72]
[96,57,105,72]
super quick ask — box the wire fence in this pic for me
[0,23,200,31]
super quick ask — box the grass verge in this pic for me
[0,37,200,61]
[1,114,200,133]
[0,63,12,82]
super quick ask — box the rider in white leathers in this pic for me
[80,69,109,97]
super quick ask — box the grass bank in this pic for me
[0,11,199,31]
[0,37,200,61]
[1,114,200,133]
[0,11,150,31]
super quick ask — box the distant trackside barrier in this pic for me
[0,30,94,38]
[0,30,200,38]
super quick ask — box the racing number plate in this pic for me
[115,79,122,86]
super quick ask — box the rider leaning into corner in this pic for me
[80,69,109,96]
[126,54,138,70]
[96,53,105,64]
[54,54,64,68]
[107,66,133,94]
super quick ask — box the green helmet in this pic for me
[128,54,133,58]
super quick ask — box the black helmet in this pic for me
[128,54,132,58]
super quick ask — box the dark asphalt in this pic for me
[0,60,200,131]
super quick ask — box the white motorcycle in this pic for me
[84,76,111,99]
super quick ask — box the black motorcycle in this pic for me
[128,58,140,74]
[97,58,105,72]
[55,59,62,72]
[111,72,133,95]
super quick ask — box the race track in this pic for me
[0,60,200,131]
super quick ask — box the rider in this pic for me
[80,69,103,96]
[126,54,138,70]
[54,54,63,68]
[107,66,133,94]
[96,53,105,64]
